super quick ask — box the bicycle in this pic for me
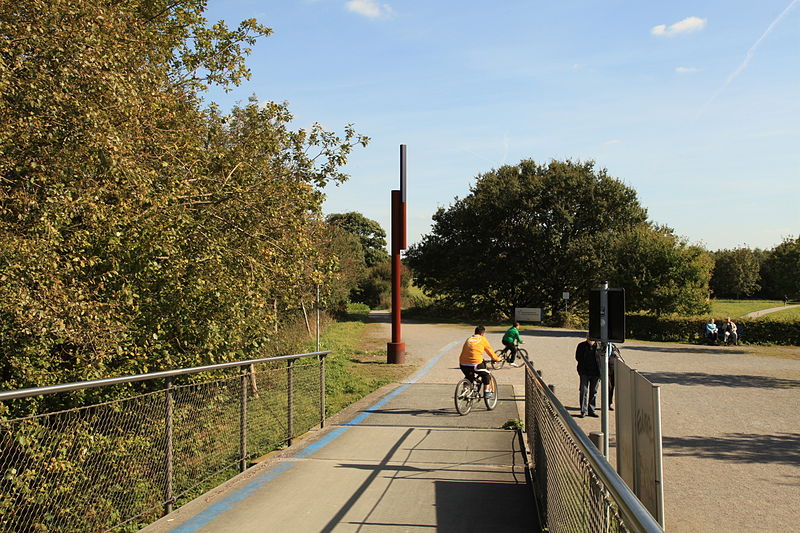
[454,364,498,415]
[492,341,528,369]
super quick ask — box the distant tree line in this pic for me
[405,159,798,321]
[709,241,800,301]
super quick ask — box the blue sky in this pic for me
[202,0,799,252]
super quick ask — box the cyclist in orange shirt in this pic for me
[459,326,501,398]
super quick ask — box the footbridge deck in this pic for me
[143,381,535,532]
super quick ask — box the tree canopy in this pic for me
[0,0,368,393]
[406,159,654,317]
[760,236,800,300]
[710,247,762,299]
[326,212,389,267]
[609,225,712,315]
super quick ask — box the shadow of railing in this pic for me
[663,432,800,466]
[640,371,800,389]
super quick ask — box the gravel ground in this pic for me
[370,313,800,532]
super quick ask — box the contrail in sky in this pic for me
[700,0,800,115]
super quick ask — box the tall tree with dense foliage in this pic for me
[710,247,762,299]
[0,0,368,393]
[609,225,712,315]
[325,212,389,267]
[406,159,649,317]
[760,236,800,300]
[325,212,394,307]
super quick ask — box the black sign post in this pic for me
[589,282,625,458]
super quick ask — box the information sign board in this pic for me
[514,307,542,322]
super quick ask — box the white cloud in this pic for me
[675,66,700,73]
[603,139,622,145]
[651,16,707,36]
[345,0,395,19]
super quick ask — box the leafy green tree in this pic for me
[609,225,712,315]
[324,212,395,308]
[0,0,368,394]
[317,224,367,313]
[406,159,648,317]
[710,247,762,299]
[326,212,389,266]
[760,237,800,299]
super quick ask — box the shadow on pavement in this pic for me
[623,345,743,355]
[434,480,536,532]
[641,371,800,389]
[318,421,535,532]
[663,432,800,466]
[526,329,584,339]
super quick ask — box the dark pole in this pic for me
[387,145,407,363]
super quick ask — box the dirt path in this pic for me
[369,313,800,532]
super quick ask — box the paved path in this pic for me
[145,315,799,532]
[742,304,800,319]
[369,315,800,532]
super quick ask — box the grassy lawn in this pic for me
[758,306,800,322]
[709,299,784,318]
[314,313,416,416]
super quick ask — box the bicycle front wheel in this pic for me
[484,374,498,410]
[454,379,474,415]
[516,348,529,362]
[492,350,506,370]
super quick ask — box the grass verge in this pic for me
[313,313,417,417]
[758,306,800,322]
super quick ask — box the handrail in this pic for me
[522,353,663,533]
[0,351,331,402]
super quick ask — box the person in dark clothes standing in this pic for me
[575,334,601,418]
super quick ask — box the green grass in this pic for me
[709,299,784,318]
[758,306,800,322]
[313,313,416,416]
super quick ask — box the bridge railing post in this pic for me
[163,377,174,516]
[319,354,326,428]
[287,359,294,446]
[239,365,248,472]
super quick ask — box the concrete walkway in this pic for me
[143,325,537,533]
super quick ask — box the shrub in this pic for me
[626,314,800,345]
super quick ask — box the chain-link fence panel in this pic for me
[523,362,662,533]
[0,352,328,533]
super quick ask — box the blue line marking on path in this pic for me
[170,340,459,532]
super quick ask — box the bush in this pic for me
[626,314,800,345]
[346,302,371,314]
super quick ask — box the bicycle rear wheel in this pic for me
[484,374,498,410]
[492,350,506,370]
[454,379,474,415]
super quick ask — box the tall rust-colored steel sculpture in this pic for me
[387,145,407,363]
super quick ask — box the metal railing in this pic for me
[522,354,663,533]
[0,351,329,533]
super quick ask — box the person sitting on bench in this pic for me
[705,319,719,344]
